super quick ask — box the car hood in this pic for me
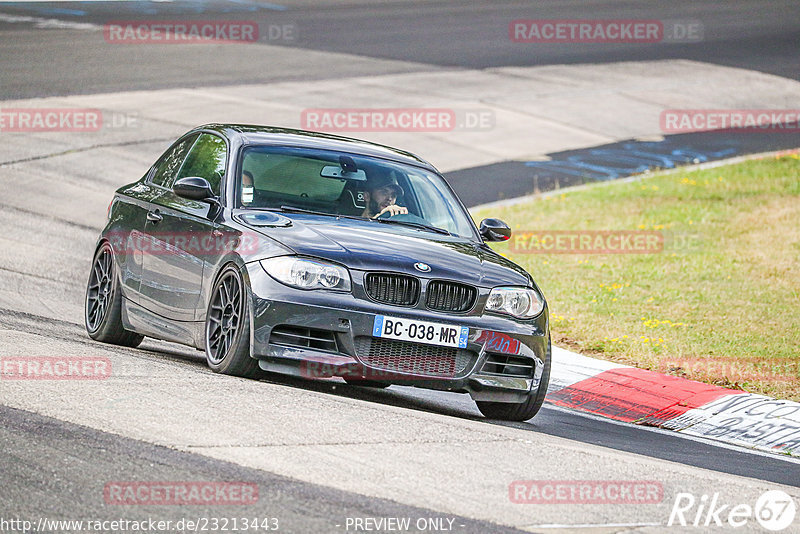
[240,214,531,287]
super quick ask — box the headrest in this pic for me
[345,189,366,209]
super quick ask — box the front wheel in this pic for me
[475,341,551,421]
[84,242,144,348]
[205,265,261,378]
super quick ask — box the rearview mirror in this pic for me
[173,176,215,201]
[479,218,511,242]
[320,165,367,181]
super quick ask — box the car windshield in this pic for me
[237,146,477,239]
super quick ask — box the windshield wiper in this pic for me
[371,218,452,236]
[260,205,362,221]
[278,205,338,217]
[247,206,452,235]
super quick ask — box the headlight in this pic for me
[485,287,544,319]
[260,257,351,291]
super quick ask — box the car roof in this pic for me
[193,124,437,171]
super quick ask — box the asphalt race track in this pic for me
[1,1,799,532]
[1,0,799,98]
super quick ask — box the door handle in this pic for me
[212,229,223,237]
[147,210,163,223]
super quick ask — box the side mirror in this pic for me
[479,218,511,242]
[173,176,215,201]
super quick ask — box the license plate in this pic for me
[372,315,469,348]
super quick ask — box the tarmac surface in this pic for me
[1,1,798,532]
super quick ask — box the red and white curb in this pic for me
[548,347,800,456]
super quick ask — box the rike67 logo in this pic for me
[668,490,797,531]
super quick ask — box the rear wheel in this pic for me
[205,265,262,378]
[84,242,144,348]
[475,341,551,421]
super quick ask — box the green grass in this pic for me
[473,153,800,401]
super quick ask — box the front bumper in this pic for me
[245,263,549,403]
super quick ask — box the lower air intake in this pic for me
[354,336,475,378]
[269,325,338,352]
[480,353,536,378]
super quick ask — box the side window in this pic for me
[150,135,198,188]
[176,133,227,196]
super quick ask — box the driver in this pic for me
[362,171,408,219]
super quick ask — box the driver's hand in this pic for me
[373,204,408,218]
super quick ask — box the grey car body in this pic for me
[85,124,551,421]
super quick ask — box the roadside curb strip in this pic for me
[547,346,800,457]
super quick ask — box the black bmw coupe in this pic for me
[85,124,551,421]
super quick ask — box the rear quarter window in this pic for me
[176,133,227,196]
[150,134,198,188]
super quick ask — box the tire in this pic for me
[84,241,144,348]
[204,265,262,378]
[475,340,551,422]
[344,378,390,388]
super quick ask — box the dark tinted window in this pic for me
[150,134,198,188]
[239,146,477,238]
[176,133,227,196]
